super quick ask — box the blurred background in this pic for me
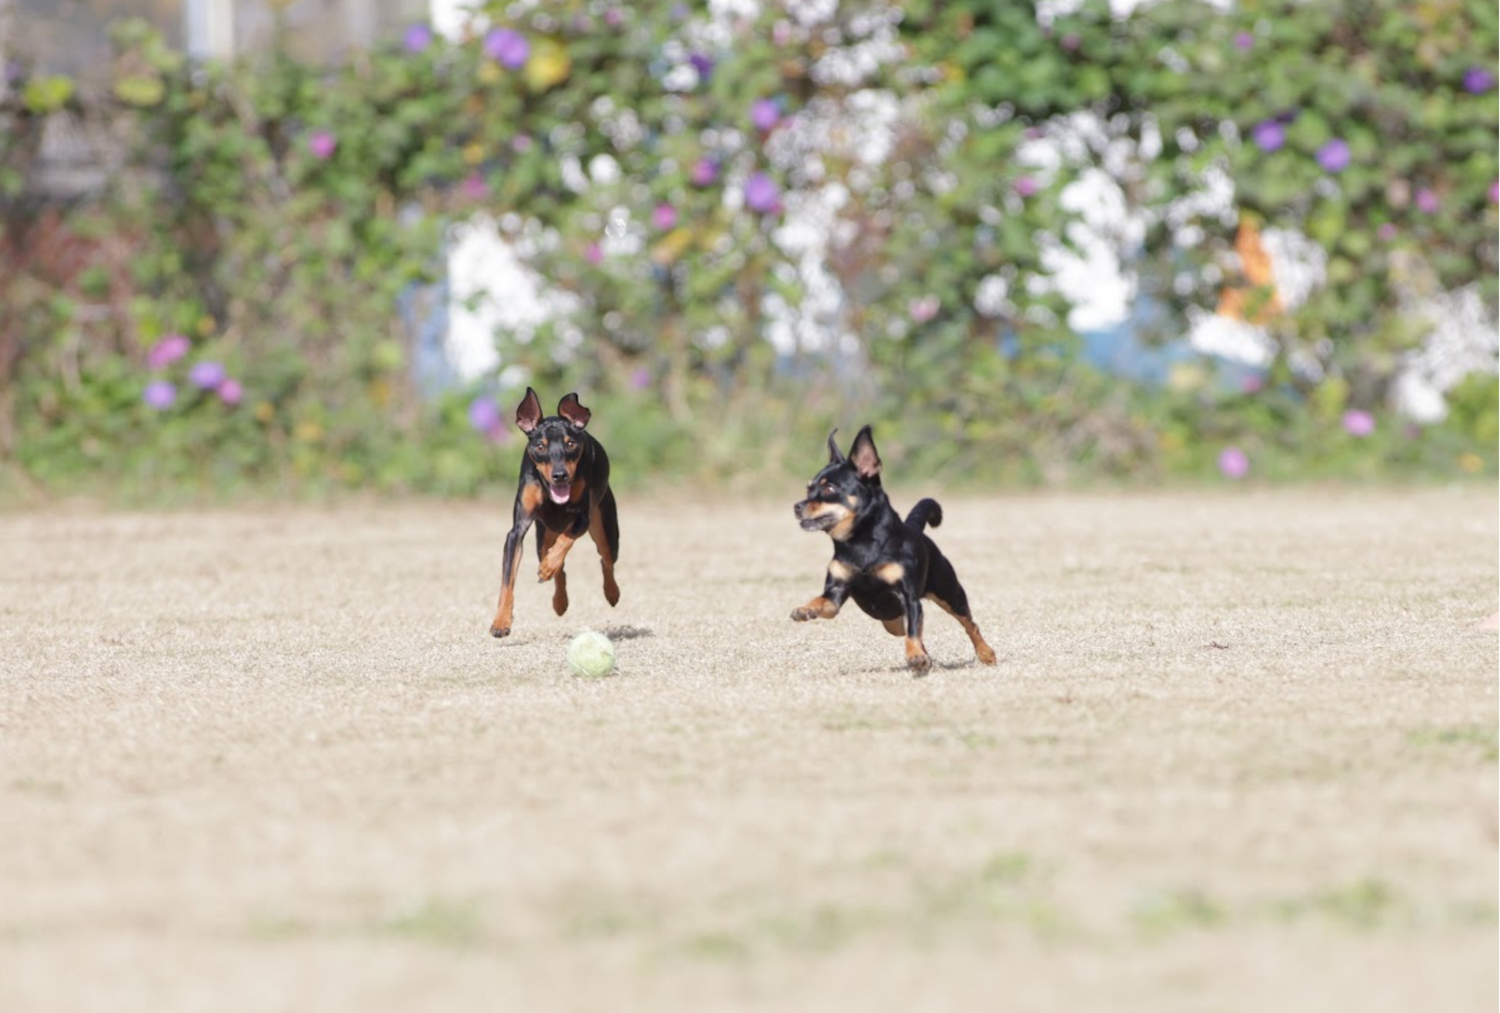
[1,0,1495,498]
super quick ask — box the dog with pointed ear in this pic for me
[791,424,996,673]
[489,387,620,639]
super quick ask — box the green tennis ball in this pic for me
[567,630,616,678]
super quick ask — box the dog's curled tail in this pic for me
[905,498,943,532]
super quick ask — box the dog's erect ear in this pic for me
[516,387,543,433]
[849,425,882,480]
[826,428,844,464]
[557,392,591,430]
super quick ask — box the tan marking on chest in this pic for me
[521,483,544,513]
[828,559,856,582]
[872,562,905,584]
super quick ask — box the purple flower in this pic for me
[1342,409,1375,437]
[189,360,226,389]
[1316,138,1351,173]
[743,172,780,214]
[403,24,432,53]
[1240,374,1264,394]
[584,242,603,265]
[630,367,650,391]
[1414,188,1439,214]
[1251,119,1285,153]
[484,28,529,70]
[1377,223,1397,241]
[147,334,190,370]
[1060,32,1080,52]
[1014,176,1038,198]
[690,157,719,187]
[511,134,534,153]
[1490,179,1499,204]
[604,8,624,28]
[1463,66,1496,94]
[143,380,176,410]
[217,378,243,406]
[468,396,501,433]
[651,203,678,231]
[689,53,714,83]
[460,172,490,201]
[750,98,780,132]
[308,130,336,160]
[1233,31,1254,51]
[1218,446,1250,480]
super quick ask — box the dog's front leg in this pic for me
[792,567,849,621]
[490,492,539,638]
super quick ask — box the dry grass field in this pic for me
[2,486,1496,1012]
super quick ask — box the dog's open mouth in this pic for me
[797,509,838,532]
[548,481,572,504]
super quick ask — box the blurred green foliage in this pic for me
[0,0,1494,500]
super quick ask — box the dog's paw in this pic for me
[976,644,997,665]
[489,624,511,638]
[791,606,818,622]
[604,583,620,607]
[906,651,932,675]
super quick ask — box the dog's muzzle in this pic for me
[794,500,836,532]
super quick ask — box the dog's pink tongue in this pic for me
[548,482,571,504]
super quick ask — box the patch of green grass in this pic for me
[1129,887,1228,938]
[1407,724,1499,763]
[10,777,67,797]
[374,898,484,947]
[1270,878,1405,931]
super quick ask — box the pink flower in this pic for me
[908,295,940,323]
[308,131,337,160]
[1015,176,1039,198]
[148,334,190,369]
[460,172,490,201]
[1218,446,1250,480]
[1377,223,1397,241]
[584,242,603,265]
[217,378,243,406]
[690,157,719,187]
[651,203,678,231]
[1414,188,1439,214]
[1233,31,1254,50]
[1342,409,1375,437]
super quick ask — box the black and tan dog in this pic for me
[489,388,619,639]
[792,426,996,673]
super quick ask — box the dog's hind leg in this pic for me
[590,489,621,606]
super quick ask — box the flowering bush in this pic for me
[0,0,1493,498]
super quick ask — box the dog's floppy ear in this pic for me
[826,428,844,464]
[557,392,591,430]
[848,425,882,480]
[516,387,543,433]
